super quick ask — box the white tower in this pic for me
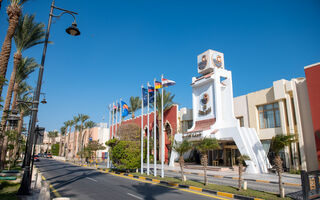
[175,49,271,174]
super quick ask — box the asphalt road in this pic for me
[35,159,232,200]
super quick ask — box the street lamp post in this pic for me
[18,0,80,194]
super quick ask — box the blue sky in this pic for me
[0,0,319,131]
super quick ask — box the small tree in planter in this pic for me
[237,154,250,191]
[172,140,192,182]
[270,134,296,198]
[195,138,220,185]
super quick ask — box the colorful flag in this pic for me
[155,81,162,89]
[121,101,129,117]
[162,78,176,87]
[148,86,154,104]
[142,88,148,107]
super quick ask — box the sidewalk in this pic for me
[153,164,301,185]
[95,162,301,185]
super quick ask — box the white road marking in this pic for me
[86,177,97,182]
[127,193,143,200]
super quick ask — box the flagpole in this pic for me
[120,98,122,125]
[112,102,114,139]
[147,82,150,175]
[141,85,144,174]
[154,78,157,176]
[115,100,118,137]
[161,74,164,178]
[108,104,111,168]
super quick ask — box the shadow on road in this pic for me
[121,182,180,200]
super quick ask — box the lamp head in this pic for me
[41,98,47,104]
[66,22,80,36]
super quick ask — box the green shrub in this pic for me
[51,144,59,156]
[108,140,140,171]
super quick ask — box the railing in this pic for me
[301,170,320,200]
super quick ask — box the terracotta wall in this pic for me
[305,63,320,169]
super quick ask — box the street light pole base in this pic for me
[17,166,31,195]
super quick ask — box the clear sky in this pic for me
[0,0,319,132]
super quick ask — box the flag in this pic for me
[121,101,129,117]
[155,81,162,89]
[162,78,176,87]
[142,88,148,107]
[148,86,154,104]
[113,104,117,111]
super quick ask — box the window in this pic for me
[258,102,281,129]
[236,116,244,127]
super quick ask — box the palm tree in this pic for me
[82,120,96,146]
[237,154,250,191]
[11,57,38,111]
[64,120,74,159]
[47,130,58,153]
[270,134,296,198]
[128,96,141,118]
[0,80,31,169]
[1,14,45,131]
[72,115,80,158]
[77,114,89,153]
[59,126,67,156]
[195,138,220,185]
[172,140,192,182]
[0,0,28,104]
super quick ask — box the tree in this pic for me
[172,140,192,182]
[59,126,67,156]
[117,123,140,141]
[76,114,89,154]
[0,13,44,169]
[0,0,28,101]
[64,120,74,158]
[195,138,220,185]
[1,14,45,129]
[47,131,58,146]
[106,139,140,171]
[270,134,296,198]
[11,57,38,111]
[128,96,141,118]
[237,154,250,191]
[84,141,105,161]
[81,120,95,156]
[72,115,80,157]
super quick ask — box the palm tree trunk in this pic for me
[201,153,208,185]
[12,111,24,166]
[0,52,21,168]
[11,81,19,111]
[73,131,77,158]
[238,163,243,190]
[0,4,21,104]
[274,155,284,198]
[179,156,186,182]
[1,52,21,129]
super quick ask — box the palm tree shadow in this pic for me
[121,182,180,200]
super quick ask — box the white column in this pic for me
[154,78,157,176]
[147,82,150,175]
[161,75,165,178]
[141,85,144,174]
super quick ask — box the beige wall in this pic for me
[241,78,317,170]
[233,95,250,127]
